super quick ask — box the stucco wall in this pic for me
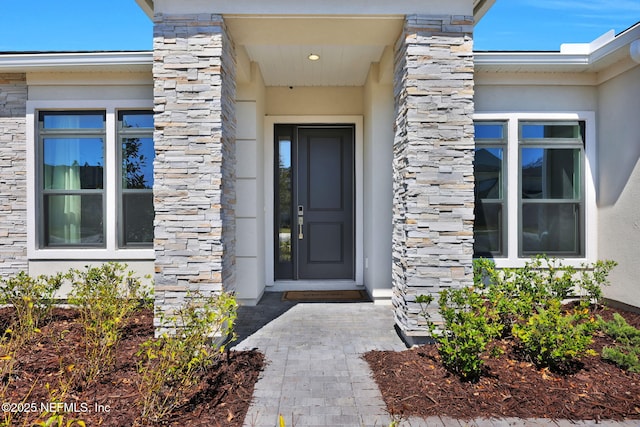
[29,260,154,298]
[266,87,363,116]
[236,63,267,304]
[363,66,394,301]
[27,72,152,101]
[596,65,640,308]
[474,82,597,112]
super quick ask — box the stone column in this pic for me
[152,14,236,327]
[392,15,475,341]
[0,74,28,276]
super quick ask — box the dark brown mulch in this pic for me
[0,307,264,427]
[364,306,640,422]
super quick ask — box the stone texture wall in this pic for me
[152,14,236,326]
[392,15,475,339]
[0,74,28,276]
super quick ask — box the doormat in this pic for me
[282,290,369,302]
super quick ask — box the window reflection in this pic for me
[519,121,584,256]
[278,139,292,262]
[473,122,507,258]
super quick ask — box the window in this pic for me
[36,109,154,251]
[119,111,154,247]
[474,122,507,257]
[39,112,106,247]
[519,122,584,257]
[473,115,593,263]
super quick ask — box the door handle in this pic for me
[298,205,304,240]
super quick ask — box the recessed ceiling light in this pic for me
[308,53,320,61]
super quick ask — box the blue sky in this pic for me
[475,0,640,51]
[0,0,638,52]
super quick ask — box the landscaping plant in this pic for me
[418,256,617,380]
[0,271,64,343]
[67,263,151,383]
[417,287,502,382]
[512,299,597,370]
[599,312,640,373]
[137,290,238,422]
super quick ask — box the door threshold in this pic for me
[269,280,363,292]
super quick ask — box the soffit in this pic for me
[225,16,403,86]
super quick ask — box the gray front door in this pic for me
[274,125,355,280]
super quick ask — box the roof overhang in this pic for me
[475,23,640,81]
[473,0,495,23]
[135,0,495,23]
[0,51,153,73]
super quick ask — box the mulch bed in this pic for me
[0,307,264,426]
[364,306,640,422]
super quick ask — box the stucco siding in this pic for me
[474,83,597,112]
[597,65,640,307]
[235,64,267,305]
[266,87,363,116]
[363,66,394,301]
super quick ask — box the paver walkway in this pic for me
[232,292,638,427]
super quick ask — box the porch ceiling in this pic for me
[225,16,403,86]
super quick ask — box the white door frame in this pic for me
[264,115,364,290]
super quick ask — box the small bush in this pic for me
[137,291,237,422]
[512,300,597,370]
[0,271,64,342]
[0,272,63,331]
[419,257,617,379]
[578,260,617,308]
[418,287,502,382]
[67,263,150,382]
[599,313,640,373]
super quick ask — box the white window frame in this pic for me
[473,112,597,268]
[26,100,154,260]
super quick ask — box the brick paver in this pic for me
[232,292,639,427]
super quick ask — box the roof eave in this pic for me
[135,0,496,22]
[475,23,640,72]
[135,0,154,20]
[473,0,495,23]
[0,51,153,73]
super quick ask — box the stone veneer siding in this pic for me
[152,14,236,327]
[0,74,28,276]
[392,15,475,338]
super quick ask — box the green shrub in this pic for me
[599,313,640,373]
[67,263,150,382]
[0,271,64,341]
[137,291,237,422]
[418,287,502,382]
[578,260,617,307]
[512,300,597,370]
[419,256,616,379]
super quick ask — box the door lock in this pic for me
[298,205,304,240]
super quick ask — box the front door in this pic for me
[275,125,354,280]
